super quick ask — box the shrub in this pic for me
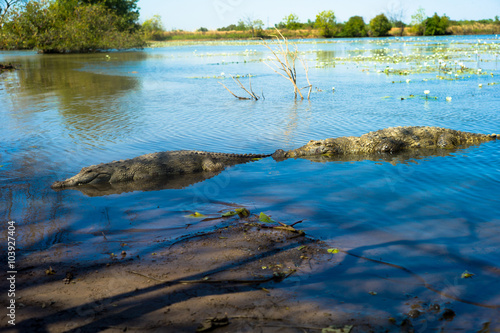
[343,16,367,37]
[315,10,336,37]
[369,14,392,37]
[282,13,302,30]
[424,13,450,35]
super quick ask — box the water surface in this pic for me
[1,35,500,329]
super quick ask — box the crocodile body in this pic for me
[272,126,497,160]
[51,150,270,189]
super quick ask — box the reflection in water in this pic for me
[55,170,222,197]
[316,50,336,63]
[281,146,486,165]
[280,101,312,146]
[370,48,387,57]
[3,53,145,145]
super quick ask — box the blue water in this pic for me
[1,35,500,329]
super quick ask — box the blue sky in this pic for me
[137,0,500,31]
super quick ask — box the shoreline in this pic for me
[1,212,477,332]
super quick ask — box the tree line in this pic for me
[214,8,498,38]
[1,1,499,52]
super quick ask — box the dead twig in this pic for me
[218,81,252,100]
[299,57,312,99]
[260,220,306,238]
[218,75,259,100]
[230,75,259,100]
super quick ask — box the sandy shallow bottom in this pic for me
[2,213,497,333]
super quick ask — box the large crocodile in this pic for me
[51,150,270,192]
[272,126,497,160]
[51,127,497,195]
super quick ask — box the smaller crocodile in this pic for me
[51,150,270,190]
[272,126,497,160]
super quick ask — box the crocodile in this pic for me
[51,150,270,192]
[272,126,497,160]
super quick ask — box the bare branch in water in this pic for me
[260,28,312,100]
[218,81,252,100]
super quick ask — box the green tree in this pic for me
[141,15,165,34]
[0,0,26,27]
[315,10,336,37]
[282,13,301,30]
[343,16,367,37]
[236,19,246,31]
[142,15,164,32]
[369,13,392,37]
[141,15,164,40]
[57,0,140,30]
[217,23,237,31]
[244,16,264,37]
[410,6,426,35]
[424,13,450,35]
[1,0,144,52]
[0,0,53,49]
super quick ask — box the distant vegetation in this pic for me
[1,2,499,51]
[138,9,500,42]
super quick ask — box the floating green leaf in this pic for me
[259,212,275,223]
[221,211,237,217]
[327,248,339,254]
[235,207,250,217]
[185,212,206,218]
[461,270,475,279]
